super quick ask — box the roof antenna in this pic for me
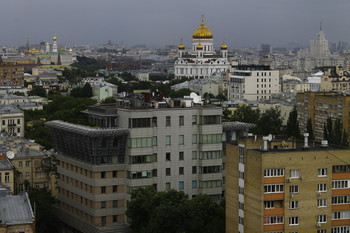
[320,21,322,31]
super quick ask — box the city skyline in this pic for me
[1,0,350,48]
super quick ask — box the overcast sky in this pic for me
[1,0,350,48]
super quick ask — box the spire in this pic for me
[201,14,205,24]
[320,21,323,31]
[36,57,41,65]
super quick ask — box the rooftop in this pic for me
[0,192,34,225]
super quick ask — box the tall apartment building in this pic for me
[47,98,226,233]
[226,135,350,233]
[0,62,24,86]
[229,65,279,101]
[296,92,350,142]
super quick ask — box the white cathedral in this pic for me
[174,16,230,79]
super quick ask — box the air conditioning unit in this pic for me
[286,178,291,183]
[316,223,321,228]
[316,192,321,196]
[290,193,294,198]
[300,176,304,180]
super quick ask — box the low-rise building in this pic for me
[0,156,14,193]
[0,188,35,232]
[0,105,24,137]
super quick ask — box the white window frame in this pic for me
[317,214,327,223]
[290,185,299,194]
[264,184,284,193]
[318,168,327,177]
[289,201,299,209]
[289,216,299,225]
[318,184,327,192]
[290,169,299,178]
[264,168,284,177]
[317,199,327,208]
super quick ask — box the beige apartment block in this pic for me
[226,136,350,233]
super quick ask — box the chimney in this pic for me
[262,136,269,151]
[303,133,309,148]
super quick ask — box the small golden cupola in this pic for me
[53,36,57,41]
[221,43,228,50]
[196,43,204,50]
[192,15,213,39]
[178,39,185,50]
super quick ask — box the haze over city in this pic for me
[1,0,350,47]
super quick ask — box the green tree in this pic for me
[28,87,47,97]
[231,105,260,124]
[256,107,284,135]
[126,187,225,233]
[29,189,61,233]
[70,83,93,98]
[286,107,300,139]
[102,96,116,104]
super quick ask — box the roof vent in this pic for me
[321,140,328,147]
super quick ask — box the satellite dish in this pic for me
[267,134,273,141]
[6,151,15,159]
[190,92,200,104]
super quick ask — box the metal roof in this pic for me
[0,192,34,225]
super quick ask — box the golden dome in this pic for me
[178,42,185,50]
[221,43,228,50]
[196,43,204,50]
[45,42,49,45]
[53,36,57,41]
[69,48,73,52]
[192,16,213,39]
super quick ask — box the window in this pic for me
[199,151,222,160]
[5,173,10,183]
[332,195,350,204]
[113,171,117,178]
[332,226,350,232]
[317,214,327,223]
[101,216,106,226]
[166,135,171,145]
[332,180,349,189]
[199,180,222,189]
[192,115,197,125]
[264,168,284,177]
[166,152,171,161]
[192,134,197,144]
[317,230,326,233]
[199,134,222,144]
[179,116,184,126]
[332,210,350,220]
[192,180,197,188]
[166,182,171,191]
[263,215,284,225]
[333,165,350,173]
[179,167,184,175]
[318,184,327,192]
[113,200,118,208]
[179,135,184,145]
[192,166,197,174]
[166,116,171,126]
[264,201,275,209]
[113,185,118,192]
[192,151,197,159]
[18,161,22,167]
[179,181,184,189]
[290,185,299,194]
[290,169,299,178]
[101,172,106,179]
[264,184,284,193]
[25,172,29,178]
[101,201,106,208]
[318,199,327,207]
[318,168,327,177]
[179,152,184,160]
[25,161,30,167]
[113,215,118,222]
[131,137,157,148]
[101,186,106,194]
[289,216,299,225]
[166,168,171,176]
[289,201,299,209]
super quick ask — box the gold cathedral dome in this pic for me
[196,43,204,50]
[192,15,213,39]
[178,39,185,50]
[53,36,57,41]
[221,43,228,50]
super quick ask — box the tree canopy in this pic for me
[126,187,225,233]
[285,106,300,139]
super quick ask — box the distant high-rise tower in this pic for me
[52,36,58,53]
[309,22,330,57]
